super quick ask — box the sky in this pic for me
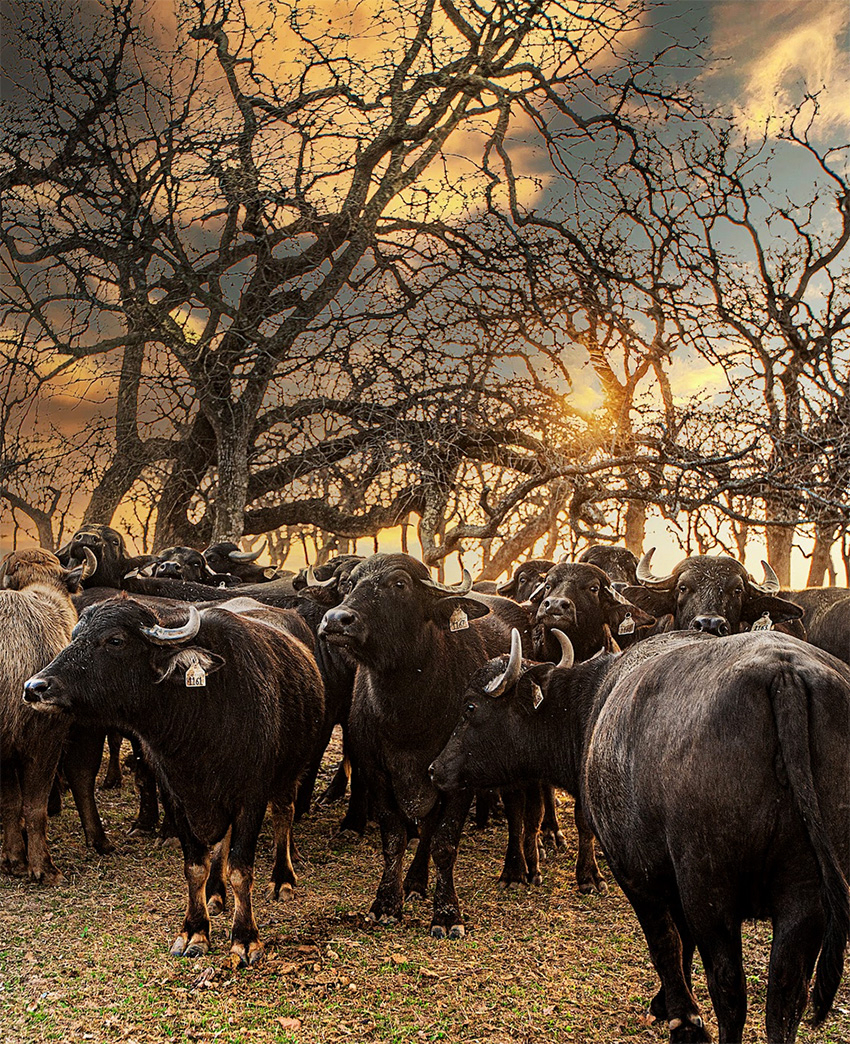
[1,0,848,582]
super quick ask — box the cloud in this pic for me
[711,1,850,131]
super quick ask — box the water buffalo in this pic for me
[623,550,805,638]
[576,544,639,586]
[1,548,112,882]
[24,597,324,966]
[57,524,153,589]
[318,552,534,936]
[497,558,556,602]
[203,541,270,584]
[779,587,850,666]
[431,629,850,1042]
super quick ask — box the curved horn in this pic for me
[140,605,201,644]
[79,546,98,581]
[420,568,473,596]
[306,565,337,589]
[229,541,266,562]
[484,628,524,698]
[750,559,781,593]
[635,548,675,587]
[550,629,575,670]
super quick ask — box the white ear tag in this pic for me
[531,682,544,710]
[449,607,469,632]
[185,656,207,687]
[751,612,774,632]
[618,613,635,636]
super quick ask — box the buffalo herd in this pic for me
[3,525,849,1042]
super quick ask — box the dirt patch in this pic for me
[2,739,848,1043]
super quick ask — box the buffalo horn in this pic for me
[79,547,98,581]
[485,628,523,697]
[550,628,575,670]
[306,565,337,588]
[228,541,266,562]
[635,547,675,587]
[140,605,201,644]
[750,560,781,594]
[420,568,473,596]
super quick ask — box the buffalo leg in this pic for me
[337,758,369,835]
[765,899,824,1044]
[294,718,337,820]
[574,801,606,894]
[269,794,297,899]
[627,893,710,1043]
[63,727,114,855]
[430,790,474,939]
[1,762,27,877]
[320,758,350,804]
[171,829,212,958]
[19,757,63,884]
[368,808,409,924]
[695,917,747,1043]
[540,785,566,851]
[522,784,544,886]
[498,788,530,887]
[206,832,230,915]
[47,775,62,816]
[404,812,434,900]
[129,737,159,834]
[101,730,123,789]
[227,804,267,966]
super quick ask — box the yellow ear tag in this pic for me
[751,613,774,632]
[449,607,469,632]
[531,682,544,710]
[618,613,635,636]
[185,657,207,687]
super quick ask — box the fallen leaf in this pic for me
[276,1017,302,1032]
[390,953,408,966]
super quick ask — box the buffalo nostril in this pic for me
[691,616,729,637]
[23,677,49,703]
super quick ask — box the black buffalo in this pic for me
[431,630,850,1042]
[623,550,805,638]
[24,597,324,966]
[497,558,556,602]
[129,546,239,586]
[57,523,153,589]
[318,553,533,936]
[780,587,850,666]
[576,545,639,586]
[203,541,270,584]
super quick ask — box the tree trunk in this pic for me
[807,522,837,587]
[211,427,251,542]
[764,518,795,587]
[624,499,646,555]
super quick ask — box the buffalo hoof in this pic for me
[128,820,157,837]
[100,770,122,790]
[578,877,608,896]
[92,836,115,856]
[155,835,182,850]
[267,881,294,901]
[430,923,465,939]
[170,933,209,958]
[207,894,226,916]
[229,941,263,968]
[668,1015,711,1043]
[29,865,64,886]
[1,856,28,877]
[540,830,567,852]
[404,887,427,901]
[497,877,529,890]
[366,911,398,926]
[337,818,367,837]
[529,871,543,887]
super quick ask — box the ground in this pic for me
[1,736,848,1044]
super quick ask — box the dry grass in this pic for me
[2,737,848,1044]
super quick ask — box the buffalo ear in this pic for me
[741,593,804,627]
[430,595,491,629]
[496,576,518,598]
[620,585,675,619]
[150,647,226,685]
[600,588,656,631]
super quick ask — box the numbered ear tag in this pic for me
[531,682,544,710]
[618,613,636,636]
[185,656,207,687]
[751,612,774,632]
[449,607,469,632]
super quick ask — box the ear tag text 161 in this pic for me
[185,657,207,688]
[449,607,469,632]
[618,613,635,636]
[751,613,774,632]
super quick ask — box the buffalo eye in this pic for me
[589,584,599,594]
[678,584,689,595]
[339,579,351,595]
[465,702,476,715]
[106,634,125,647]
